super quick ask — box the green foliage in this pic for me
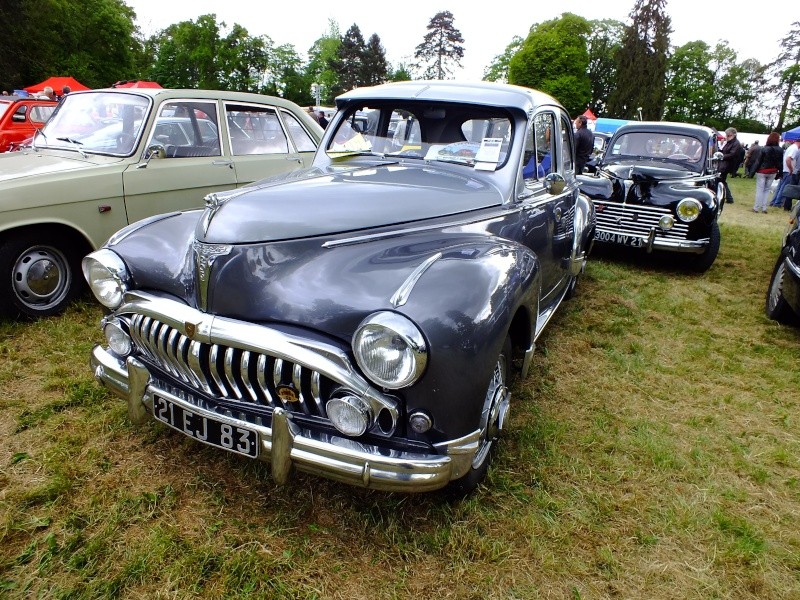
[414,11,465,80]
[586,19,625,116]
[332,24,366,97]
[0,0,139,91]
[305,20,342,105]
[508,13,592,116]
[362,34,389,87]
[608,0,671,120]
[482,36,524,83]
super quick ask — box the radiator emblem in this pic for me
[276,385,300,403]
[193,241,233,311]
[185,322,197,339]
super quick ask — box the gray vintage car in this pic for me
[84,81,595,494]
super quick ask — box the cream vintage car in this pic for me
[0,87,322,319]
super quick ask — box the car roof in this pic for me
[613,120,715,139]
[335,80,563,114]
[0,95,57,105]
[68,87,304,111]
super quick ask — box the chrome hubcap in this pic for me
[473,354,510,469]
[768,262,785,312]
[12,246,71,309]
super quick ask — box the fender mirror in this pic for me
[545,172,565,195]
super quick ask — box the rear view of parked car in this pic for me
[84,81,595,494]
[0,87,322,320]
[579,121,724,272]
[766,189,800,324]
[0,95,57,152]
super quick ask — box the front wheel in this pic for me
[0,231,85,319]
[688,220,720,273]
[765,249,799,324]
[446,336,512,496]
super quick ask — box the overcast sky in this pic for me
[126,0,789,81]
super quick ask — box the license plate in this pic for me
[153,394,259,458]
[594,230,644,247]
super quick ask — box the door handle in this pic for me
[212,159,233,168]
[286,156,303,164]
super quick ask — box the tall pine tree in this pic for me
[332,24,366,96]
[361,34,389,87]
[414,11,464,80]
[607,0,671,120]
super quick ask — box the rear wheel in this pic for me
[0,231,85,319]
[446,335,512,496]
[765,249,799,324]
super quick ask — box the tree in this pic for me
[147,15,224,89]
[607,0,671,120]
[362,34,389,87]
[769,21,800,131]
[0,0,140,91]
[507,13,592,116]
[414,11,465,80]
[305,20,342,105]
[663,41,717,125]
[483,36,523,83]
[586,19,625,116]
[333,24,366,96]
[389,63,413,82]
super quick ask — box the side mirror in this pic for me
[545,172,566,195]
[146,143,167,160]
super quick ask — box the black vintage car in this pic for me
[766,187,800,324]
[578,121,724,271]
[83,81,596,494]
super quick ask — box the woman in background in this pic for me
[751,132,784,213]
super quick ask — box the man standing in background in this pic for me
[574,115,593,175]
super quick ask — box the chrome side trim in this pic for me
[390,252,442,307]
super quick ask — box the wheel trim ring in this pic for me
[472,355,508,469]
[11,246,72,310]
[768,262,785,313]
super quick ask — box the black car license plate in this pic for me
[594,230,644,247]
[153,394,259,458]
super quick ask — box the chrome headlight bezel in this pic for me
[81,249,130,310]
[352,312,427,389]
[676,198,702,223]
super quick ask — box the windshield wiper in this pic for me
[55,137,87,158]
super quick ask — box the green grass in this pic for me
[1,176,799,598]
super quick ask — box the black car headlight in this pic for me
[81,249,130,310]
[676,198,702,223]
[353,312,427,389]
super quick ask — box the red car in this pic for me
[0,96,58,152]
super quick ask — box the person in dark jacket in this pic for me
[744,140,760,177]
[573,115,593,174]
[719,127,742,203]
[752,132,784,213]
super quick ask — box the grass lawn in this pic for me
[1,175,798,599]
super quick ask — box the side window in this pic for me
[225,104,289,156]
[150,100,220,158]
[281,111,317,152]
[522,112,555,182]
[30,105,55,123]
[560,115,574,173]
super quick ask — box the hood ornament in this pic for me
[200,192,228,236]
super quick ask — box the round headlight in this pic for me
[659,215,675,230]
[104,319,132,355]
[326,395,371,436]
[676,198,702,223]
[353,312,427,389]
[81,250,129,309]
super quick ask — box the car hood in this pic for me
[598,161,699,182]
[197,162,504,244]
[0,149,121,183]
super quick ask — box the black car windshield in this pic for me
[607,131,705,164]
[325,103,513,171]
[38,91,150,155]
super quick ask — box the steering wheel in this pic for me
[668,153,691,160]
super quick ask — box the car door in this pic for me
[518,110,575,303]
[122,99,237,225]
[223,103,315,186]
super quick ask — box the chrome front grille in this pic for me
[128,314,329,418]
[594,201,689,240]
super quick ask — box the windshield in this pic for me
[325,103,513,170]
[38,91,150,155]
[607,131,705,164]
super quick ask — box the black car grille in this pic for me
[594,201,689,240]
[127,314,331,418]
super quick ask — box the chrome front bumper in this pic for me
[91,345,478,492]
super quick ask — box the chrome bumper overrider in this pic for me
[91,345,478,492]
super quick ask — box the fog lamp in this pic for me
[409,411,432,434]
[104,319,132,356]
[326,395,372,436]
[659,215,674,230]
